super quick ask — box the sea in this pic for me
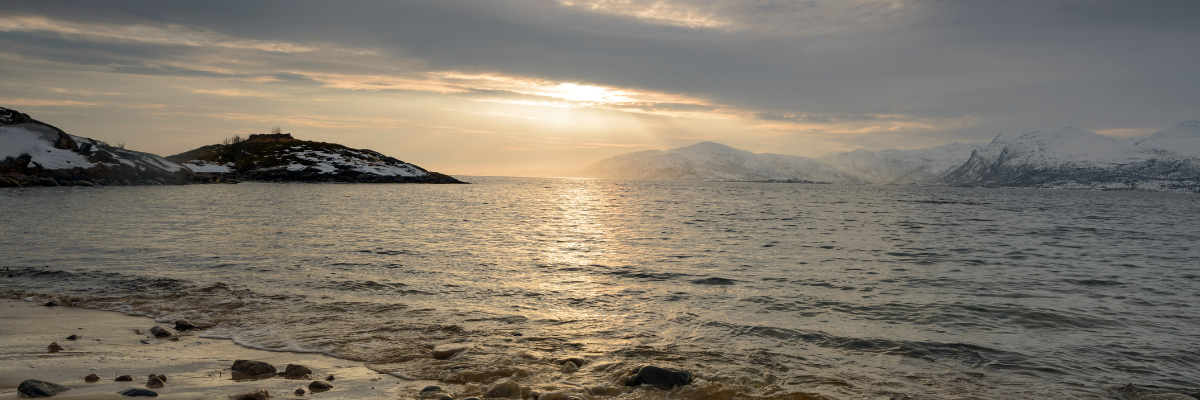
[2,177,1198,399]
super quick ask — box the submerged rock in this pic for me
[85,374,101,382]
[625,365,693,389]
[485,379,522,399]
[17,379,71,397]
[308,381,333,392]
[432,344,470,360]
[148,325,173,337]
[294,388,305,395]
[118,388,159,397]
[116,375,134,381]
[281,364,312,378]
[231,360,277,377]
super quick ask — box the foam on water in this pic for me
[2,178,1199,399]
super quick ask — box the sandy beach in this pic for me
[0,299,443,399]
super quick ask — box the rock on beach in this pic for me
[282,363,313,378]
[118,388,159,397]
[148,325,173,337]
[485,379,523,399]
[17,379,71,397]
[308,380,333,392]
[231,360,277,377]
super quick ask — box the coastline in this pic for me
[0,299,435,399]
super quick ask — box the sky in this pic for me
[0,0,1197,176]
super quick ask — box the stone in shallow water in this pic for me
[432,344,469,359]
[85,374,100,382]
[115,375,134,381]
[47,342,64,352]
[146,375,164,388]
[625,365,693,389]
[419,385,447,397]
[230,389,270,400]
[295,388,305,395]
[118,388,159,397]
[17,379,71,397]
[308,381,333,391]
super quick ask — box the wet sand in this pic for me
[0,299,441,399]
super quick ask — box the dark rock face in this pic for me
[174,319,197,331]
[148,326,173,337]
[281,364,313,378]
[17,379,71,397]
[625,366,693,389]
[117,388,159,397]
[308,381,333,391]
[231,360,277,377]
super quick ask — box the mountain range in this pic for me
[580,121,1200,192]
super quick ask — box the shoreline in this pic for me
[0,299,440,399]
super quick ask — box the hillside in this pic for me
[165,134,464,184]
[1,107,193,187]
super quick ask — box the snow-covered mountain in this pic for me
[942,126,1200,191]
[1135,120,1200,158]
[818,142,984,184]
[578,141,856,183]
[579,121,1200,192]
[1,107,193,187]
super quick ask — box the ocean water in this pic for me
[2,177,1198,399]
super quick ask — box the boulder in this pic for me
[485,379,522,399]
[174,319,197,331]
[0,177,18,187]
[281,364,312,378]
[146,375,164,388]
[17,379,71,397]
[308,381,333,392]
[624,365,693,389]
[148,325,173,337]
[116,375,134,381]
[294,388,305,395]
[231,360,277,377]
[85,374,101,382]
[117,388,159,397]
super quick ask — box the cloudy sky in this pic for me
[1,1,1197,176]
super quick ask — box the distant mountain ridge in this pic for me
[579,120,1200,192]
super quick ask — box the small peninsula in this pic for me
[0,107,464,187]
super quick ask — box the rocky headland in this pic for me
[0,107,465,187]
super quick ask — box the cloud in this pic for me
[0,15,322,52]
[554,0,910,34]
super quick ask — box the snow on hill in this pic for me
[942,126,1200,191]
[1135,120,1200,158]
[578,120,1200,192]
[579,141,855,182]
[1,107,192,187]
[818,142,983,184]
[165,135,464,183]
